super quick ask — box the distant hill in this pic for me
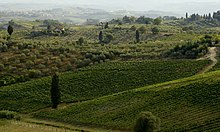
[0,3,180,24]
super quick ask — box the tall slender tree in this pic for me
[208,13,212,20]
[99,31,103,43]
[186,12,188,19]
[136,30,140,43]
[47,25,51,33]
[7,25,13,36]
[51,73,60,109]
[104,22,109,29]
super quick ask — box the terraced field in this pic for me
[33,71,220,131]
[0,60,210,113]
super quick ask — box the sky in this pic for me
[1,0,220,4]
[0,0,220,14]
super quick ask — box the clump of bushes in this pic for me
[0,110,21,120]
[0,75,30,87]
[165,42,208,59]
[200,34,220,46]
[134,112,160,132]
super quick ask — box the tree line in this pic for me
[185,10,220,21]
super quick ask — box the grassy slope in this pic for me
[0,120,78,132]
[34,71,220,131]
[0,60,210,113]
[211,47,220,71]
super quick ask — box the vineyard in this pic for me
[1,12,220,132]
[0,60,210,113]
[33,70,220,131]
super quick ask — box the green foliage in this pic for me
[103,33,114,44]
[51,73,60,109]
[7,25,14,36]
[0,75,29,87]
[136,30,140,43]
[182,26,194,31]
[0,60,209,113]
[98,31,103,43]
[8,20,15,26]
[151,27,160,34]
[166,42,208,59]
[104,22,109,29]
[76,37,84,45]
[0,44,8,52]
[153,18,162,25]
[47,25,52,33]
[28,69,42,78]
[0,110,20,120]
[135,16,153,24]
[0,19,218,86]
[213,11,220,21]
[188,14,202,21]
[130,25,137,31]
[134,112,160,132]
[138,26,146,34]
[33,71,220,131]
[43,19,60,26]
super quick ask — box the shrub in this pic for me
[76,37,84,45]
[130,25,137,31]
[166,42,208,59]
[26,60,34,68]
[134,112,160,132]
[153,18,162,25]
[0,110,21,120]
[0,64,4,71]
[0,80,6,86]
[103,34,114,44]
[138,26,146,34]
[151,27,160,34]
[28,70,42,78]
[0,44,8,52]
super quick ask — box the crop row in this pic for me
[33,71,220,131]
[0,60,210,113]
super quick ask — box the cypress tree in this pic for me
[99,31,103,43]
[104,22,109,29]
[51,73,60,109]
[136,30,140,43]
[7,25,13,36]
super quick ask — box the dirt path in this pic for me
[197,47,218,74]
[20,117,122,132]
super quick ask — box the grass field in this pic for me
[0,60,210,113]
[33,71,220,131]
[0,119,78,132]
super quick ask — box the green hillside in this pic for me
[0,60,209,113]
[33,71,220,131]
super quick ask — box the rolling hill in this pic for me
[33,70,220,131]
[0,60,209,113]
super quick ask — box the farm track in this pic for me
[197,47,218,74]
[20,117,123,132]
